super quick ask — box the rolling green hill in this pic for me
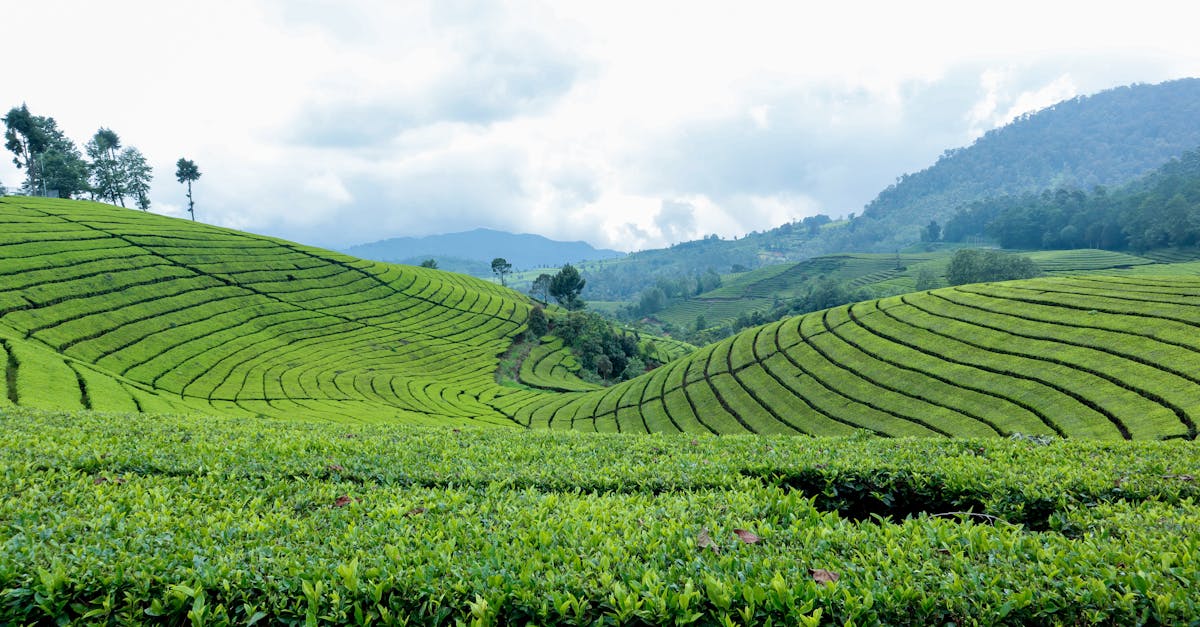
[514,275,1200,440]
[5,197,1200,440]
[0,197,533,426]
[651,246,1200,334]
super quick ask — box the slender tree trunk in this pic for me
[187,180,194,220]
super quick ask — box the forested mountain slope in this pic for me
[852,78,1200,246]
[944,147,1200,250]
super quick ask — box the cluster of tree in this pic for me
[4,103,201,217]
[627,269,723,318]
[552,311,648,382]
[942,148,1200,252]
[528,264,587,310]
[944,249,1040,286]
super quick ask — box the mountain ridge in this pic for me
[344,227,625,273]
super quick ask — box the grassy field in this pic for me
[2,406,1199,625]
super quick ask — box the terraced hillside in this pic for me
[513,276,1200,440]
[517,336,600,392]
[0,197,532,426]
[6,197,1200,439]
[655,247,1200,331]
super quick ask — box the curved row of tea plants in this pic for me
[517,336,599,392]
[3,407,1199,625]
[514,275,1200,439]
[0,197,532,425]
[1024,248,1154,272]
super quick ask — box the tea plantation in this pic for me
[5,197,1200,440]
[0,197,532,426]
[3,407,1200,624]
[4,197,1200,623]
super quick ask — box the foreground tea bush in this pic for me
[2,408,1199,624]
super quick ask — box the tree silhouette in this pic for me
[3,104,49,193]
[87,128,125,206]
[121,148,153,211]
[549,264,586,310]
[491,257,512,286]
[175,158,201,220]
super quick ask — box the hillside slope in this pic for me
[855,78,1200,245]
[509,275,1200,440]
[0,197,532,426]
[7,198,1200,439]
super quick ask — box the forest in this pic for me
[942,148,1200,250]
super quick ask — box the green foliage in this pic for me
[552,311,641,383]
[529,272,552,303]
[0,197,531,426]
[490,257,512,286]
[515,273,1200,439]
[175,157,200,220]
[858,78,1200,249]
[517,335,599,392]
[526,305,548,337]
[549,263,586,310]
[914,267,940,291]
[919,219,940,242]
[419,258,438,268]
[86,128,125,206]
[6,196,1200,442]
[118,147,153,211]
[945,149,1200,252]
[3,407,1200,625]
[945,249,1040,285]
[4,106,88,198]
[3,105,47,190]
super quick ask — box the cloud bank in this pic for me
[3,1,1199,251]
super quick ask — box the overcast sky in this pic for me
[4,1,1200,251]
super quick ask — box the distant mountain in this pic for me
[851,77,1200,247]
[344,228,625,274]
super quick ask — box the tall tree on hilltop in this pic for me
[530,273,552,303]
[120,147,153,211]
[3,104,49,193]
[34,115,88,199]
[175,158,201,220]
[491,257,513,286]
[87,128,125,206]
[549,264,586,310]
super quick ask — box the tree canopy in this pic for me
[942,148,1200,252]
[491,257,512,286]
[945,249,1040,286]
[549,264,586,310]
[175,158,201,220]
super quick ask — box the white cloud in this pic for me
[2,1,1200,251]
